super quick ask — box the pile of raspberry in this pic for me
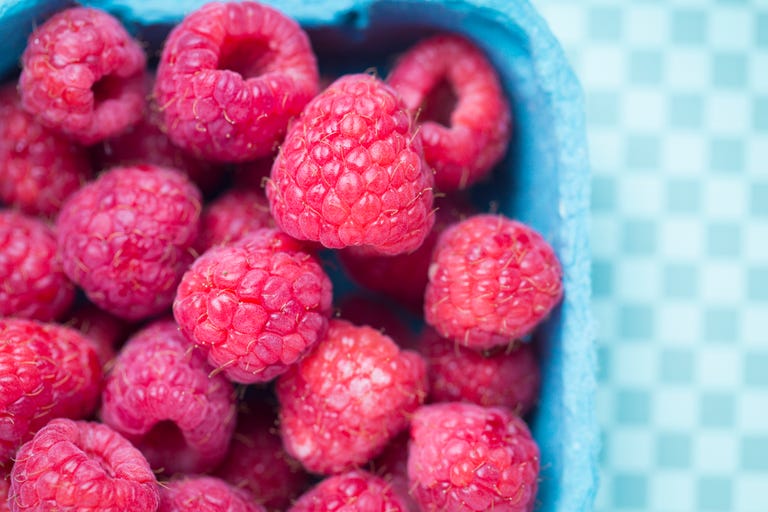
[0,3,564,511]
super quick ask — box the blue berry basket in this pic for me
[1,0,598,509]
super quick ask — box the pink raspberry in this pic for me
[369,432,419,512]
[56,164,202,321]
[267,73,435,255]
[424,214,563,350]
[0,86,91,218]
[0,468,9,512]
[408,402,540,512]
[0,210,75,322]
[159,476,266,512]
[195,189,275,254]
[0,318,101,465]
[154,1,319,162]
[387,33,512,191]
[9,418,160,511]
[66,302,130,369]
[276,318,428,474]
[420,327,541,415]
[100,319,237,475]
[174,228,333,384]
[19,7,147,145]
[289,470,410,512]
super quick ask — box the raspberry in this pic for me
[408,402,540,512]
[387,33,512,191]
[174,228,333,384]
[276,318,428,474]
[420,327,541,415]
[289,470,409,512]
[369,432,419,512]
[56,164,202,321]
[0,86,91,218]
[154,1,319,162]
[66,302,130,369]
[195,189,275,254]
[18,7,147,145]
[0,318,101,464]
[100,319,237,475]
[1,468,9,512]
[0,210,75,322]
[424,214,563,350]
[267,73,435,255]
[159,476,266,512]
[9,418,160,511]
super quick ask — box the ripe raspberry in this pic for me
[424,214,563,350]
[215,403,310,511]
[159,476,266,512]
[66,302,130,369]
[56,164,202,321]
[0,86,91,218]
[267,73,435,255]
[289,470,409,512]
[420,327,541,415]
[100,319,237,475]
[408,402,540,512]
[387,33,512,191]
[19,7,147,145]
[195,189,275,254]
[276,318,428,474]
[0,210,75,322]
[0,468,9,512]
[9,418,160,511]
[154,1,319,162]
[174,228,333,384]
[0,318,101,465]
[369,432,419,512]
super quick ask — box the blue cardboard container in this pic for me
[0,0,598,509]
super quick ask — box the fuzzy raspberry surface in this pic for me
[159,476,266,512]
[408,402,540,512]
[0,210,75,322]
[289,470,409,512]
[195,189,275,254]
[56,164,201,321]
[18,7,147,145]
[0,318,101,464]
[387,33,512,191]
[154,1,319,162]
[174,228,332,384]
[424,214,563,349]
[276,318,427,475]
[0,86,91,218]
[9,418,160,512]
[420,328,541,414]
[100,319,237,475]
[267,73,435,255]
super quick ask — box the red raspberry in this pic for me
[100,319,237,475]
[369,432,419,512]
[154,1,319,162]
[0,318,101,465]
[289,470,410,512]
[424,214,563,350]
[387,33,512,191]
[66,302,130,369]
[0,210,75,322]
[159,476,266,512]
[195,189,275,254]
[0,86,91,218]
[9,418,160,511]
[18,7,147,145]
[267,73,435,255]
[276,318,428,474]
[420,327,541,415]
[215,404,310,511]
[0,468,9,512]
[56,164,202,321]
[408,402,540,512]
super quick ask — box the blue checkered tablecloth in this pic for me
[531,1,768,510]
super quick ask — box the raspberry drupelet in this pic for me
[288,470,410,512]
[18,7,147,145]
[100,319,237,475]
[159,476,266,512]
[267,73,435,255]
[154,1,319,162]
[424,213,563,350]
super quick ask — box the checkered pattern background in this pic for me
[530,1,768,510]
